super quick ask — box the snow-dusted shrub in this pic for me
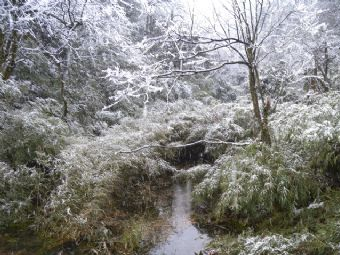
[193,144,319,221]
[203,101,254,158]
[158,80,194,102]
[194,92,340,223]
[96,110,125,126]
[111,156,176,212]
[271,92,340,144]
[0,110,67,166]
[0,79,22,106]
[0,79,51,109]
[204,120,246,159]
[239,233,312,255]
[38,124,176,252]
[143,98,254,162]
[272,92,340,185]
[0,162,60,228]
[213,230,338,255]
[31,98,64,117]
[175,164,211,183]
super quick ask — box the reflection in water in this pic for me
[150,182,210,255]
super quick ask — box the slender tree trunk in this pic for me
[0,30,5,69]
[0,11,19,80]
[248,66,271,145]
[254,67,271,145]
[311,59,318,92]
[321,45,331,90]
[61,80,68,119]
[248,67,262,123]
[324,45,329,81]
[146,15,155,35]
[2,29,18,80]
[247,48,262,122]
[261,98,272,146]
[57,63,68,119]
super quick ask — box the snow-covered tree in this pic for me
[102,0,186,113]
[1,0,136,119]
[152,0,296,145]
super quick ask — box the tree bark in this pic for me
[0,9,19,81]
[248,67,262,123]
[2,29,18,80]
[0,30,5,68]
[248,66,271,145]
[254,66,272,145]
[261,98,272,146]
[57,63,68,119]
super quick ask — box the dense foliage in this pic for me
[1,0,340,254]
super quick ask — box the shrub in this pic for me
[271,92,340,186]
[38,124,176,253]
[0,162,60,229]
[193,144,320,222]
[0,110,67,166]
[193,93,340,224]
[210,232,319,255]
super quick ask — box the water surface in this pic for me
[150,181,210,255]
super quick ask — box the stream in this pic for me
[0,182,211,255]
[150,181,211,255]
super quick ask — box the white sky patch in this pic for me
[181,0,232,30]
[184,0,215,19]
[180,0,233,36]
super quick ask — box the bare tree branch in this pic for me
[116,139,252,154]
[179,44,230,61]
[153,60,249,79]
[176,33,250,46]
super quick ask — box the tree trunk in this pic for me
[2,30,18,80]
[0,12,19,80]
[248,66,271,145]
[61,78,68,119]
[321,43,333,89]
[248,67,262,122]
[311,59,318,92]
[261,98,272,146]
[0,30,5,69]
[57,63,68,119]
[255,67,272,145]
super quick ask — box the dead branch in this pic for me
[116,139,252,154]
[153,60,249,79]
[175,33,250,46]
